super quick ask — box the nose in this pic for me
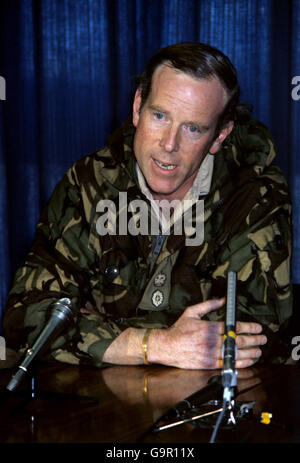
[159,125,180,152]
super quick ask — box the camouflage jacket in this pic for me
[3,117,293,366]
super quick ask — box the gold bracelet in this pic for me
[142,328,152,365]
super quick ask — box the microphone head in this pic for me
[50,298,77,323]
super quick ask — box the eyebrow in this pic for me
[148,104,210,132]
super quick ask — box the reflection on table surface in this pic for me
[0,349,299,443]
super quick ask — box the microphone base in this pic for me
[190,399,255,430]
[1,367,98,418]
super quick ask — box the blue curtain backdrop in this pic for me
[0,0,299,326]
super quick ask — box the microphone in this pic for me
[209,272,238,443]
[6,298,77,392]
[163,374,223,421]
[221,271,238,402]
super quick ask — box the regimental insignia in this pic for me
[152,290,164,307]
[154,273,166,287]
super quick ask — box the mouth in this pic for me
[153,158,177,171]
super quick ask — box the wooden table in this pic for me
[0,354,299,445]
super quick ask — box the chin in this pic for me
[151,188,180,201]
[149,183,176,195]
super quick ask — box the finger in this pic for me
[185,297,225,319]
[202,346,262,370]
[236,334,267,349]
[236,321,263,334]
[213,357,259,370]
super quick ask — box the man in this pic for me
[2,42,293,370]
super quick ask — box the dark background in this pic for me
[0,0,299,327]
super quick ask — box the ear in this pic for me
[209,120,234,155]
[132,88,142,127]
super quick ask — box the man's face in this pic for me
[132,64,233,201]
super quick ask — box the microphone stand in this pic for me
[4,363,97,415]
[1,362,98,443]
[209,271,238,442]
[141,272,255,442]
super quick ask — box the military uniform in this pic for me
[2,117,293,366]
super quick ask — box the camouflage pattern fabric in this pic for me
[2,117,293,366]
